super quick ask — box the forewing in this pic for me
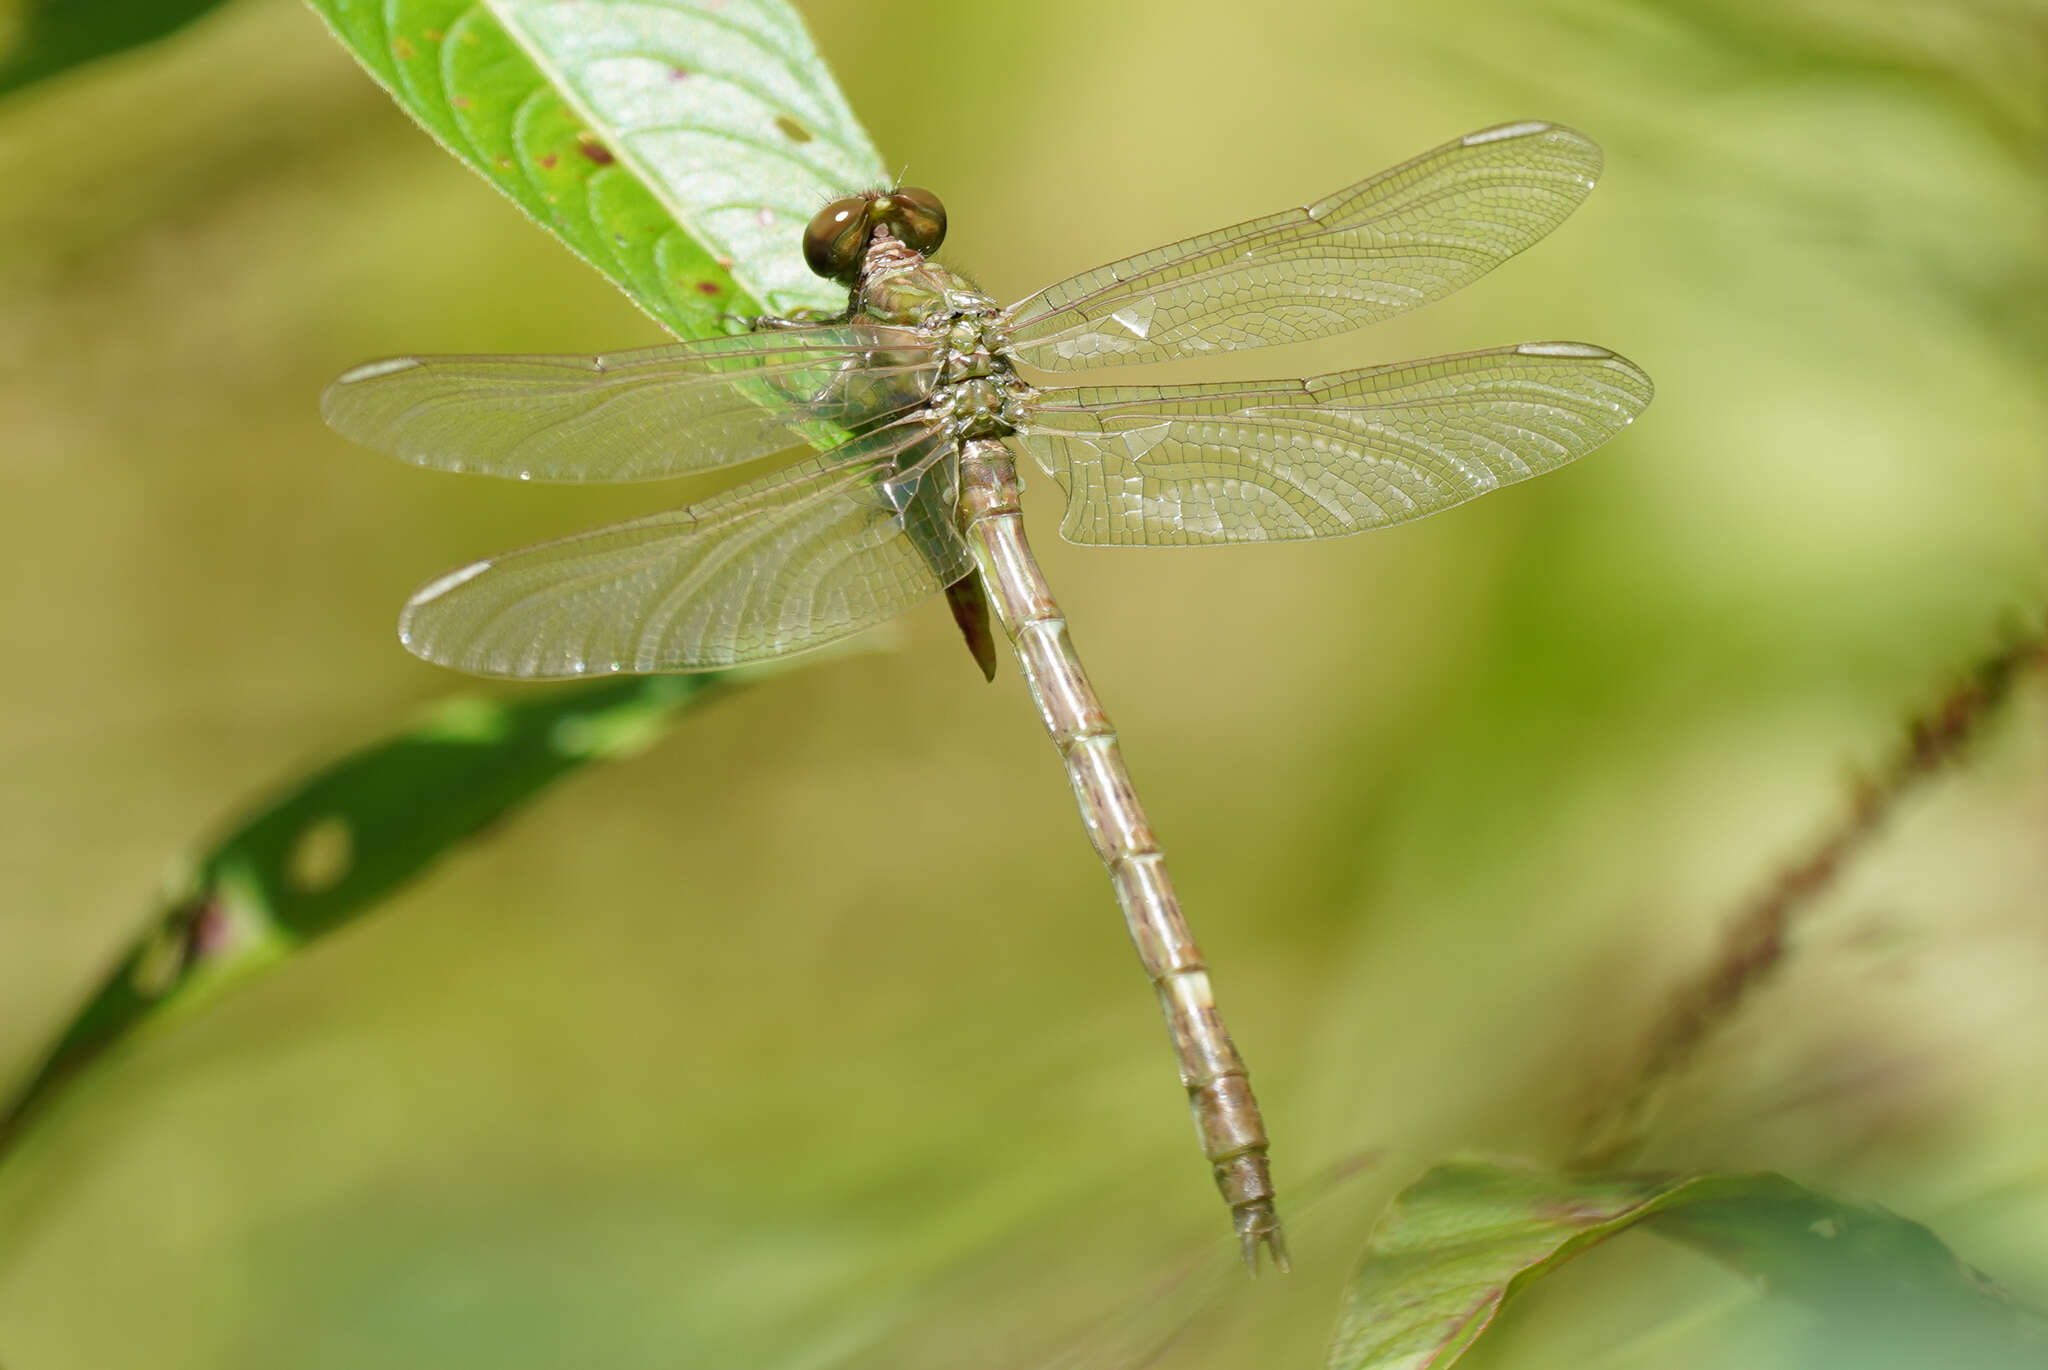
[1005,122,1602,371]
[1017,343,1652,545]
[322,324,940,482]
[397,421,971,677]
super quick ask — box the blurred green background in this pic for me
[1,1,2043,1366]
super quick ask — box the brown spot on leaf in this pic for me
[774,114,813,143]
[539,153,558,170]
[669,65,690,80]
[576,132,616,165]
[695,281,721,296]
[393,37,416,59]
[452,94,473,110]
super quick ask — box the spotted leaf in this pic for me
[302,0,887,336]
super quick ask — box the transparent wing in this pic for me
[1016,343,1652,545]
[1004,122,1603,371]
[322,324,941,483]
[397,420,971,678]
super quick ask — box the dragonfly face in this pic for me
[322,121,1654,1266]
[802,186,948,282]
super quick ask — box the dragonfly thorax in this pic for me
[921,291,1025,438]
[847,239,1027,439]
[936,375,1025,439]
[937,311,1016,380]
[856,241,997,328]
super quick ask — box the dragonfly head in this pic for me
[803,187,947,282]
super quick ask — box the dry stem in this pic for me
[1576,628,2047,1166]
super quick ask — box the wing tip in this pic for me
[1461,119,1595,148]
[1463,119,1558,146]
[1461,119,1603,182]
[407,558,494,609]
[320,357,423,440]
[327,357,423,400]
[1515,340,1611,359]
[1516,340,1654,406]
[398,564,685,680]
[1523,339,1646,382]
[397,559,495,673]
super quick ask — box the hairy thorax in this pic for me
[856,236,1029,444]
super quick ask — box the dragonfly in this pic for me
[322,120,1652,1271]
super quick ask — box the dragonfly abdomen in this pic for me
[956,439,1286,1271]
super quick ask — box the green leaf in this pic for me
[1328,1160,2048,1370]
[300,0,887,338]
[0,0,229,96]
[0,675,728,1161]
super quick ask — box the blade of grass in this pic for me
[0,674,730,1161]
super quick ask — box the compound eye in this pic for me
[879,185,947,255]
[803,196,873,281]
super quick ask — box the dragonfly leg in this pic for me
[744,305,852,330]
[956,439,1285,1272]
